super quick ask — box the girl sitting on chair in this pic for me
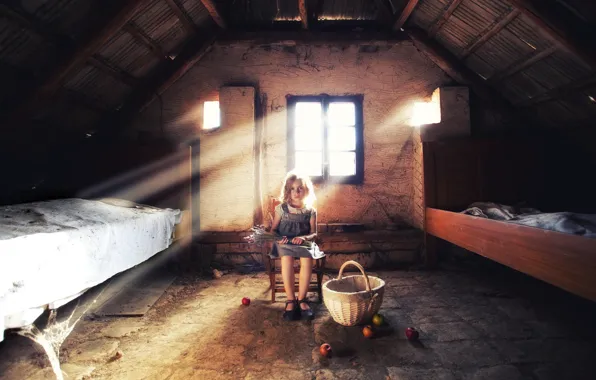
[270,170,324,321]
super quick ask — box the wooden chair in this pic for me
[262,198,326,303]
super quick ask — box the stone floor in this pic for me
[1,253,596,380]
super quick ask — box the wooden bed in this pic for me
[423,138,596,302]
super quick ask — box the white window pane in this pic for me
[203,101,220,129]
[295,102,322,127]
[295,126,322,151]
[329,152,356,176]
[328,102,355,127]
[328,126,356,151]
[295,151,323,176]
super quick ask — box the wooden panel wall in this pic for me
[423,138,547,212]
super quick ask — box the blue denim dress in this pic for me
[269,203,325,259]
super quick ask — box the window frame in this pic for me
[286,94,364,185]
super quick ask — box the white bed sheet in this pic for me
[0,198,181,341]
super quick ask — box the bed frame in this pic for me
[423,138,596,302]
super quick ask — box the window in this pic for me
[287,95,364,184]
[203,101,220,129]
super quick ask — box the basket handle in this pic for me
[337,260,372,292]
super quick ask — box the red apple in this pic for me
[319,343,332,357]
[241,297,251,306]
[405,327,419,341]
[362,325,375,339]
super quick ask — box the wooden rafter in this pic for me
[460,8,520,59]
[517,74,596,107]
[509,0,596,70]
[299,0,308,29]
[488,45,557,83]
[406,28,531,124]
[9,0,147,122]
[123,22,168,59]
[216,30,409,45]
[428,0,463,37]
[200,0,226,28]
[99,30,218,136]
[164,0,197,35]
[88,55,139,86]
[393,0,420,31]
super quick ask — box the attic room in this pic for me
[1,0,596,379]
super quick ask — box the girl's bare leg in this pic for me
[281,256,296,310]
[298,257,313,309]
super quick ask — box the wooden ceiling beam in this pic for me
[460,8,520,59]
[99,29,218,137]
[123,22,168,59]
[216,30,408,45]
[88,55,139,86]
[428,0,463,38]
[393,0,420,31]
[199,0,226,28]
[488,45,557,83]
[517,74,596,107]
[299,0,309,30]
[509,0,596,70]
[164,0,197,35]
[407,28,531,124]
[8,0,147,124]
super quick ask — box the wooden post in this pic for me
[422,142,438,268]
[253,93,265,226]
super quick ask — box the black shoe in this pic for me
[283,300,299,321]
[298,299,314,320]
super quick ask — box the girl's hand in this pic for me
[291,237,304,245]
[278,236,288,244]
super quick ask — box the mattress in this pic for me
[0,198,181,341]
[461,202,596,238]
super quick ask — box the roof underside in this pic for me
[0,0,594,137]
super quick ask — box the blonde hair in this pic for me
[278,170,316,208]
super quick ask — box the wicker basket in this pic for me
[322,260,385,326]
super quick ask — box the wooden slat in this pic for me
[517,74,596,107]
[123,22,168,59]
[460,9,520,59]
[217,30,408,45]
[88,55,138,86]
[426,207,596,302]
[298,0,308,29]
[393,0,420,31]
[138,35,216,112]
[9,0,147,123]
[99,29,218,137]
[200,0,226,28]
[428,0,463,38]
[196,229,421,244]
[509,0,596,70]
[489,45,557,82]
[407,28,517,115]
[164,0,196,35]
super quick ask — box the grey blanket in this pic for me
[461,202,596,238]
